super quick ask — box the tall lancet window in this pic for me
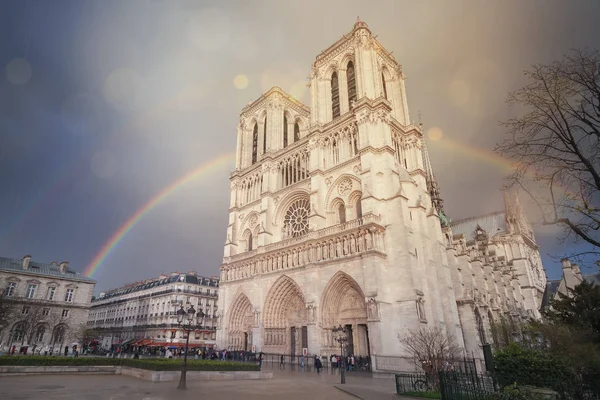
[356,198,362,219]
[347,61,357,107]
[382,72,388,100]
[331,72,340,119]
[251,123,258,164]
[294,122,300,141]
[283,115,288,148]
[263,117,267,154]
[338,204,346,224]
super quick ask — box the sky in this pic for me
[1,0,599,293]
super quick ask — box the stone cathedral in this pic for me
[216,20,547,371]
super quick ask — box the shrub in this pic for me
[0,356,260,371]
[494,343,576,396]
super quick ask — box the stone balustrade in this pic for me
[221,215,386,282]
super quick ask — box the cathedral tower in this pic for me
[217,20,464,369]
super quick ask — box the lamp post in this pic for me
[332,325,348,385]
[175,304,205,390]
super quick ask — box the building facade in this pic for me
[0,255,96,354]
[216,20,546,371]
[88,272,219,350]
[541,258,600,309]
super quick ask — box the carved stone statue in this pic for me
[367,299,379,320]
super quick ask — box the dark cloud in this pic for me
[1,0,598,292]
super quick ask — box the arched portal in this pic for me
[263,276,306,354]
[321,272,369,356]
[227,293,254,351]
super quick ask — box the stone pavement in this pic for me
[0,367,405,400]
[264,366,401,399]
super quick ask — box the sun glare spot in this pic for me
[233,74,248,89]
[427,127,444,141]
[5,58,32,85]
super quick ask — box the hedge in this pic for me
[0,356,260,371]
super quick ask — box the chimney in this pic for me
[22,255,31,270]
[571,263,583,281]
[59,261,69,273]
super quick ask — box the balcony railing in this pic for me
[221,214,386,283]
[224,214,383,265]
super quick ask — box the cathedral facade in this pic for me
[216,20,546,371]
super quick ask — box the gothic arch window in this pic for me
[331,72,340,119]
[247,235,253,251]
[52,324,66,344]
[263,117,267,154]
[475,308,486,345]
[338,203,346,224]
[294,122,300,141]
[283,115,288,148]
[35,325,45,342]
[347,61,357,107]
[381,72,388,99]
[283,198,310,238]
[251,123,258,164]
[12,322,26,342]
[355,198,363,219]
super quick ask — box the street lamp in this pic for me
[332,325,348,385]
[175,304,205,390]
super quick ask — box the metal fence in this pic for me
[436,370,600,400]
[395,372,441,398]
[259,353,372,373]
[438,371,498,400]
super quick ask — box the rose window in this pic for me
[283,199,310,237]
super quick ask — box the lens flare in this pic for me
[233,74,249,89]
[427,127,444,141]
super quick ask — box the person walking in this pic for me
[279,354,285,369]
[314,355,322,374]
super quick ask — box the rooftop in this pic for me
[94,272,219,301]
[451,211,507,241]
[0,256,95,283]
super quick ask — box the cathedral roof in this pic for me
[0,256,95,283]
[540,279,561,310]
[450,211,507,241]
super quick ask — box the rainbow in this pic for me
[428,136,517,173]
[84,152,235,277]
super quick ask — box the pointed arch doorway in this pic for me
[263,275,307,356]
[321,272,371,357]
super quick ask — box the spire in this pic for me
[421,131,447,226]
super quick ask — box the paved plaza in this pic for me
[0,367,401,400]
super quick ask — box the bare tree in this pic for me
[399,325,462,374]
[0,291,16,327]
[495,49,600,256]
[71,323,98,345]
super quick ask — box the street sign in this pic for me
[302,347,308,356]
